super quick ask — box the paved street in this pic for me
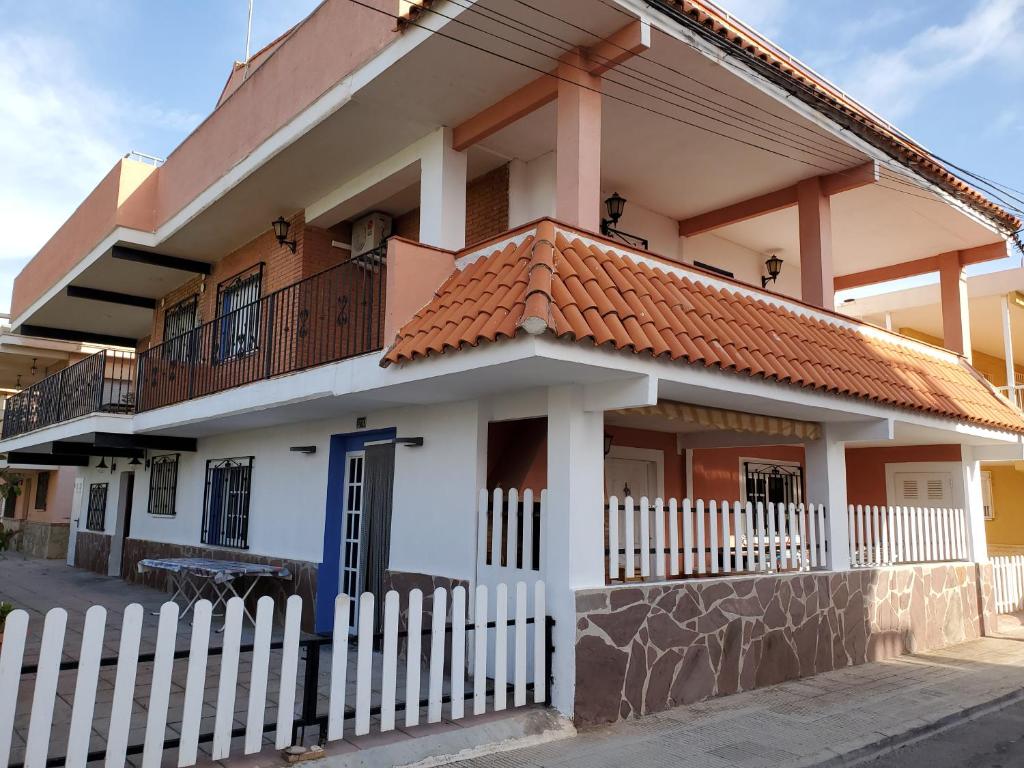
[457,622,1024,768]
[867,698,1024,767]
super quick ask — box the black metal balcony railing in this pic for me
[136,251,386,412]
[1,349,136,439]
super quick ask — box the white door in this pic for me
[339,450,365,630]
[892,472,954,507]
[66,477,85,567]
[605,457,657,500]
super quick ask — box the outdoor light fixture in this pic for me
[96,457,108,469]
[129,456,142,466]
[604,433,613,456]
[600,193,649,250]
[30,359,37,377]
[761,252,784,288]
[272,217,297,253]
[290,446,317,454]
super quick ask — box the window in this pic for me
[215,266,262,362]
[743,461,804,508]
[982,470,995,520]
[202,457,253,549]
[34,472,50,510]
[148,455,179,517]
[163,296,199,361]
[86,483,108,532]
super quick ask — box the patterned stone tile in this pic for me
[574,563,988,726]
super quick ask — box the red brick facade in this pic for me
[145,163,509,348]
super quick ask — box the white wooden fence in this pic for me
[0,582,548,768]
[993,555,1024,614]
[606,497,830,583]
[847,505,968,568]
[478,488,545,578]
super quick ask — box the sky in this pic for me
[1,0,1022,313]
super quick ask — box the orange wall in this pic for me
[691,445,805,501]
[845,444,962,506]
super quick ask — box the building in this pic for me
[2,0,1022,723]
[0,321,113,558]
[844,268,1024,554]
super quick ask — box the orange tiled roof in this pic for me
[383,220,1024,434]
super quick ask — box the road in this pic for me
[867,698,1024,767]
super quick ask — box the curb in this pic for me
[808,686,1024,767]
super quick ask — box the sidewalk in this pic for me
[455,623,1024,768]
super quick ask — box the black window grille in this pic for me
[148,454,179,517]
[215,266,263,362]
[163,295,199,362]
[86,483,108,532]
[34,472,50,510]
[202,457,253,549]
[743,462,804,510]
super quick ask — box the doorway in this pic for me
[316,428,396,634]
[108,471,134,577]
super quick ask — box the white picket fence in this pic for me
[993,555,1024,614]
[0,583,548,768]
[606,497,830,582]
[478,488,545,577]
[847,505,968,568]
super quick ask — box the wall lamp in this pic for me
[290,446,317,455]
[600,193,648,250]
[761,251,784,288]
[604,433,613,457]
[272,217,297,253]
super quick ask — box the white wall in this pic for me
[508,152,556,226]
[76,463,122,536]
[601,190,682,260]
[120,398,487,582]
[682,233,802,299]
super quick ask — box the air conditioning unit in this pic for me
[351,212,392,257]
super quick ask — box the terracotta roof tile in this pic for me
[383,222,1024,433]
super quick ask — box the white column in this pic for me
[961,453,989,563]
[804,424,851,571]
[419,127,467,251]
[1002,295,1016,405]
[883,312,894,332]
[544,385,605,715]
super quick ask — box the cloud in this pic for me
[0,31,203,314]
[835,0,1024,120]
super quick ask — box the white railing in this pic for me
[478,488,545,578]
[847,505,968,567]
[993,555,1024,613]
[0,583,548,768]
[606,497,830,583]
[997,384,1024,412]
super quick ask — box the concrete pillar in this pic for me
[1002,294,1016,404]
[419,127,467,251]
[938,251,972,361]
[961,454,989,563]
[544,385,605,715]
[804,424,851,571]
[797,176,834,310]
[556,52,601,232]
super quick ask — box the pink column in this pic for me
[556,52,602,232]
[798,176,834,309]
[939,250,972,360]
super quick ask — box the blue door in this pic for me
[316,428,395,634]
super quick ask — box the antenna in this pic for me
[243,0,254,81]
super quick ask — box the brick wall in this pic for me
[466,164,509,245]
[145,213,349,348]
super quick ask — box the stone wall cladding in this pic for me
[8,520,69,559]
[121,538,318,630]
[73,530,111,575]
[574,563,985,726]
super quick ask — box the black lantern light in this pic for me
[272,217,297,253]
[600,193,648,250]
[96,456,108,469]
[604,433,613,456]
[761,252,784,288]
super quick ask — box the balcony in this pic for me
[1,349,136,439]
[136,251,386,412]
